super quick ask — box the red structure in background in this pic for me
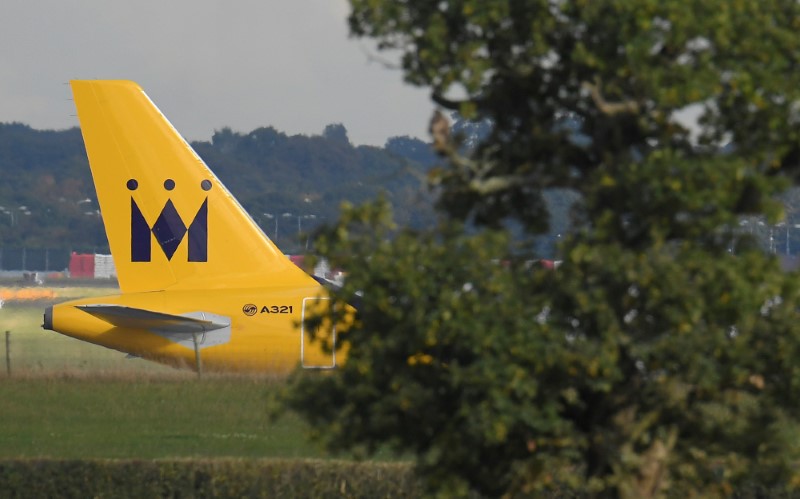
[68,252,95,278]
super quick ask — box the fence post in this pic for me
[191,332,202,378]
[5,331,10,376]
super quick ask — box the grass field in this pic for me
[0,377,326,459]
[1,286,176,375]
[0,286,341,461]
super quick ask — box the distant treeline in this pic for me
[0,120,573,256]
[0,122,439,254]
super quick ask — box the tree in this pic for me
[284,1,800,497]
[322,123,351,145]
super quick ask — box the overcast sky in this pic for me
[0,0,433,146]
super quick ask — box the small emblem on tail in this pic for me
[129,179,212,262]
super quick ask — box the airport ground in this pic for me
[0,284,356,461]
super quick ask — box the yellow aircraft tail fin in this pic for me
[71,80,316,293]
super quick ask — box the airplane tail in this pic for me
[71,80,317,293]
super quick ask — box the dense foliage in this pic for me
[0,459,421,498]
[285,1,800,497]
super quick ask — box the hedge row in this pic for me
[0,458,420,498]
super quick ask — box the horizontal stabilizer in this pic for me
[77,304,230,334]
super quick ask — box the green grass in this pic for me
[1,287,171,375]
[0,377,327,459]
[0,286,339,461]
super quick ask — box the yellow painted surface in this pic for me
[50,287,335,373]
[71,80,314,293]
[46,81,349,374]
